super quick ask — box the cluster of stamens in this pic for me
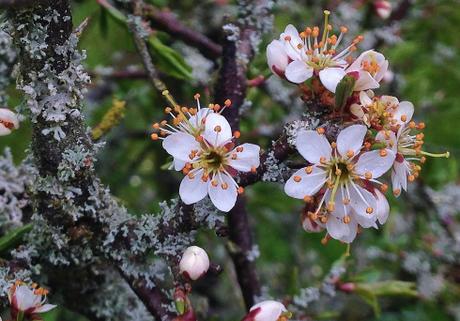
[150,91,232,141]
[284,10,364,70]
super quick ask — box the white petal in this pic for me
[319,67,346,93]
[393,101,414,124]
[348,50,385,71]
[338,218,358,243]
[250,300,287,321]
[174,159,186,171]
[296,130,332,164]
[280,24,303,61]
[392,160,409,196]
[375,189,390,224]
[350,103,365,119]
[227,143,260,172]
[375,130,397,153]
[326,216,351,241]
[353,70,380,91]
[203,113,232,146]
[208,173,237,212]
[375,59,389,82]
[359,90,374,106]
[337,124,367,159]
[179,246,210,280]
[284,166,327,199]
[179,169,208,205]
[0,124,12,136]
[285,60,313,83]
[355,149,395,179]
[34,304,57,313]
[331,186,350,219]
[267,40,289,75]
[188,108,212,132]
[349,184,378,226]
[162,132,201,162]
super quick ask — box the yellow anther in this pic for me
[366,207,373,214]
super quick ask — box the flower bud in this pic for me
[0,108,19,136]
[374,0,392,19]
[179,246,210,281]
[246,300,289,321]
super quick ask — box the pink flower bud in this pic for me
[266,40,289,78]
[374,0,392,20]
[179,246,210,281]
[0,108,19,136]
[245,300,289,321]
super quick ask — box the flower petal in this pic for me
[227,143,260,172]
[296,130,332,164]
[250,300,287,321]
[188,107,212,132]
[280,25,303,61]
[326,215,357,243]
[179,169,208,205]
[375,130,397,153]
[393,101,414,124]
[267,40,289,75]
[163,132,201,162]
[285,60,313,83]
[174,159,186,171]
[375,189,390,224]
[355,149,395,179]
[353,70,380,91]
[208,173,237,212]
[392,160,409,196]
[337,124,367,159]
[34,304,57,313]
[284,166,327,199]
[0,108,19,136]
[349,184,378,226]
[203,113,232,146]
[319,67,346,93]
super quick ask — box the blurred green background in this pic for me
[1,0,459,320]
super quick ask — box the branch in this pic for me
[212,0,273,309]
[142,4,222,60]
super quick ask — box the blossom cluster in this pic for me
[268,11,449,243]
[149,10,449,244]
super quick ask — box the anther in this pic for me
[294,175,302,182]
[343,215,351,224]
[303,195,313,203]
[379,149,388,157]
[221,182,229,190]
[393,188,401,196]
[408,175,415,182]
[331,142,337,149]
[346,150,354,158]
[366,207,373,214]
[305,166,313,174]
[236,146,244,152]
[214,125,222,132]
[316,127,325,135]
[150,133,159,140]
[233,131,241,138]
[224,99,232,107]
[364,171,372,179]
[211,180,218,187]
[238,186,244,194]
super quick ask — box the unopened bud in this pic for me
[179,246,210,281]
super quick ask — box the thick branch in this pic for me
[0,0,48,8]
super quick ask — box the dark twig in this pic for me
[142,4,222,60]
[0,0,48,8]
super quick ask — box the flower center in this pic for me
[203,150,225,171]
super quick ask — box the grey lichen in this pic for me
[0,20,17,106]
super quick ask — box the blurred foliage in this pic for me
[1,0,459,320]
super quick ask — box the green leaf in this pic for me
[0,224,33,256]
[97,0,127,26]
[148,36,193,80]
[335,75,356,112]
[355,281,418,317]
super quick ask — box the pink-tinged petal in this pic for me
[375,130,397,153]
[319,67,346,93]
[338,217,358,243]
[163,132,201,162]
[302,215,324,233]
[34,304,57,313]
[227,143,260,172]
[350,103,365,119]
[280,25,303,61]
[0,108,19,136]
[355,149,395,179]
[296,130,332,163]
[349,184,378,226]
[375,189,390,224]
[337,124,367,159]
[250,300,287,321]
[179,169,208,205]
[15,286,37,311]
[203,113,232,146]
[208,173,238,212]
[353,70,380,91]
[392,160,409,196]
[284,166,327,199]
[331,186,350,219]
[267,40,289,75]
[393,101,414,124]
[285,60,313,83]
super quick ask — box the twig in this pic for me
[0,0,48,8]
[142,4,222,60]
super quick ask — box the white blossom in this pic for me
[0,108,19,136]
